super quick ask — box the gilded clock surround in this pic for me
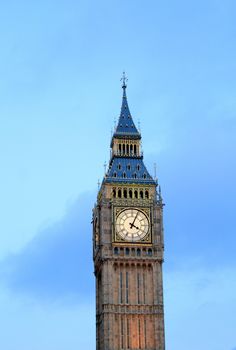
[113,206,152,244]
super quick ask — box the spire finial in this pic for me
[120,71,128,89]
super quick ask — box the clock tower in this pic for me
[93,75,165,350]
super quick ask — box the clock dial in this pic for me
[116,208,149,242]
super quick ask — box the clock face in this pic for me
[116,208,149,242]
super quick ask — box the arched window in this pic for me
[145,190,149,199]
[137,248,141,256]
[129,189,133,198]
[118,144,121,154]
[118,189,122,198]
[148,248,152,256]
[113,172,117,178]
[124,189,127,198]
[113,188,116,197]
[127,164,131,170]
[118,164,121,170]
[133,173,137,179]
[143,173,147,179]
[134,190,138,198]
[134,144,137,155]
[130,144,133,154]
[114,247,119,255]
[126,144,129,154]
[123,144,125,154]
[123,172,126,178]
[125,248,130,256]
[140,190,143,199]
[137,164,140,171]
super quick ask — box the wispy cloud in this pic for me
[0,192,95,302]
[165,263,236,350]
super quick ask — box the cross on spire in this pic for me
[120,71,128,88]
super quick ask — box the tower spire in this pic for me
[113,73,140,138]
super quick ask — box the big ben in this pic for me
[93,74,165,350]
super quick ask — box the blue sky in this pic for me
[0,0,236,349]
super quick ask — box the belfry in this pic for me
[93,75,165,350]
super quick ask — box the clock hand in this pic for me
[129,222,139,230]
[129,222,140,230]
[129,211,139,229]
[131,211,139,226]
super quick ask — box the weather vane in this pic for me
[120,71,128,88]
